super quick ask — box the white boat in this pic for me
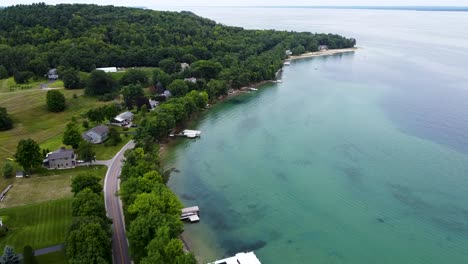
[276,80,283,83]
[183,129,201,138]
[283,61,291,66]
[209,251,261,264]
[249,87,258,91]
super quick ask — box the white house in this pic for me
[43,148,76,169]
[285,50,292,56]
[82,125,109,144]
[96,67,118,73]
[111,111,134,126]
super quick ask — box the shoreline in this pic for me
[161,46,358,259]
[288,47,359,60]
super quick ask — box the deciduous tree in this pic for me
[71,173,102,195]
[0,108,13,131]
[77,141,95,163]
[14,138,42,173]
[46,90,66,112]
[63,122,82,149]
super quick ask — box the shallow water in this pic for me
[162,7,468,264]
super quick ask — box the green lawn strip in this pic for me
[0,166,107,208]
[94,136,132,160]
[0,198,72,250]
[36,249,67,264]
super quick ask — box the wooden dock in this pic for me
[181,206,200,223]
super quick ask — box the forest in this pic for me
[0,3,355,86]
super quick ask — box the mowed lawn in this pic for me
[36,249,67,264]
[0,166,107,209]
[0,81,116,190]
[0,88,107,162]
[0,198,72,250]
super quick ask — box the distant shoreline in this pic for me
[288,47,358,60]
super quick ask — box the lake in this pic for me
[159,7,468,264]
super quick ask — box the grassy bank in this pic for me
[0,198,72,250]
[0,166,107,209]
[37,249,67,264]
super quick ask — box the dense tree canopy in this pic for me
[71,173,102,195]
[85,70,117,96]
[0,4,355,84]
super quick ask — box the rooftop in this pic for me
[47,148,74,160]
[114,111,134,122]
[87,125,109,135]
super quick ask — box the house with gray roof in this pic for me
[83,125,109,144]
[43,148,76,169]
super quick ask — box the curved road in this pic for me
[104,140,135,264]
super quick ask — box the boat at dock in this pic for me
[249,87,258,91]
[209,251,262,264]
[169,129,201,138]
[283,61,291,66]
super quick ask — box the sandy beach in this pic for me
[288,47,359,60]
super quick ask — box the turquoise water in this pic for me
[162,8,468,264]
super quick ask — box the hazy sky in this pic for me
[3,0,468,7]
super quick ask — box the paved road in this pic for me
[34,244,64,256]
[104,140,135,264]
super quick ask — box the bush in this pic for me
[82,120,89,129]
[46,90,66,112]
[3,162,14,178]
[0,107,13,131]
[0,226,8,237]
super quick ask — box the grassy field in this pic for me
[0,77,118,191]
[0,166,107,209]
[37,249,67,264]
[0,88,107,161]
[0,198,72,250]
